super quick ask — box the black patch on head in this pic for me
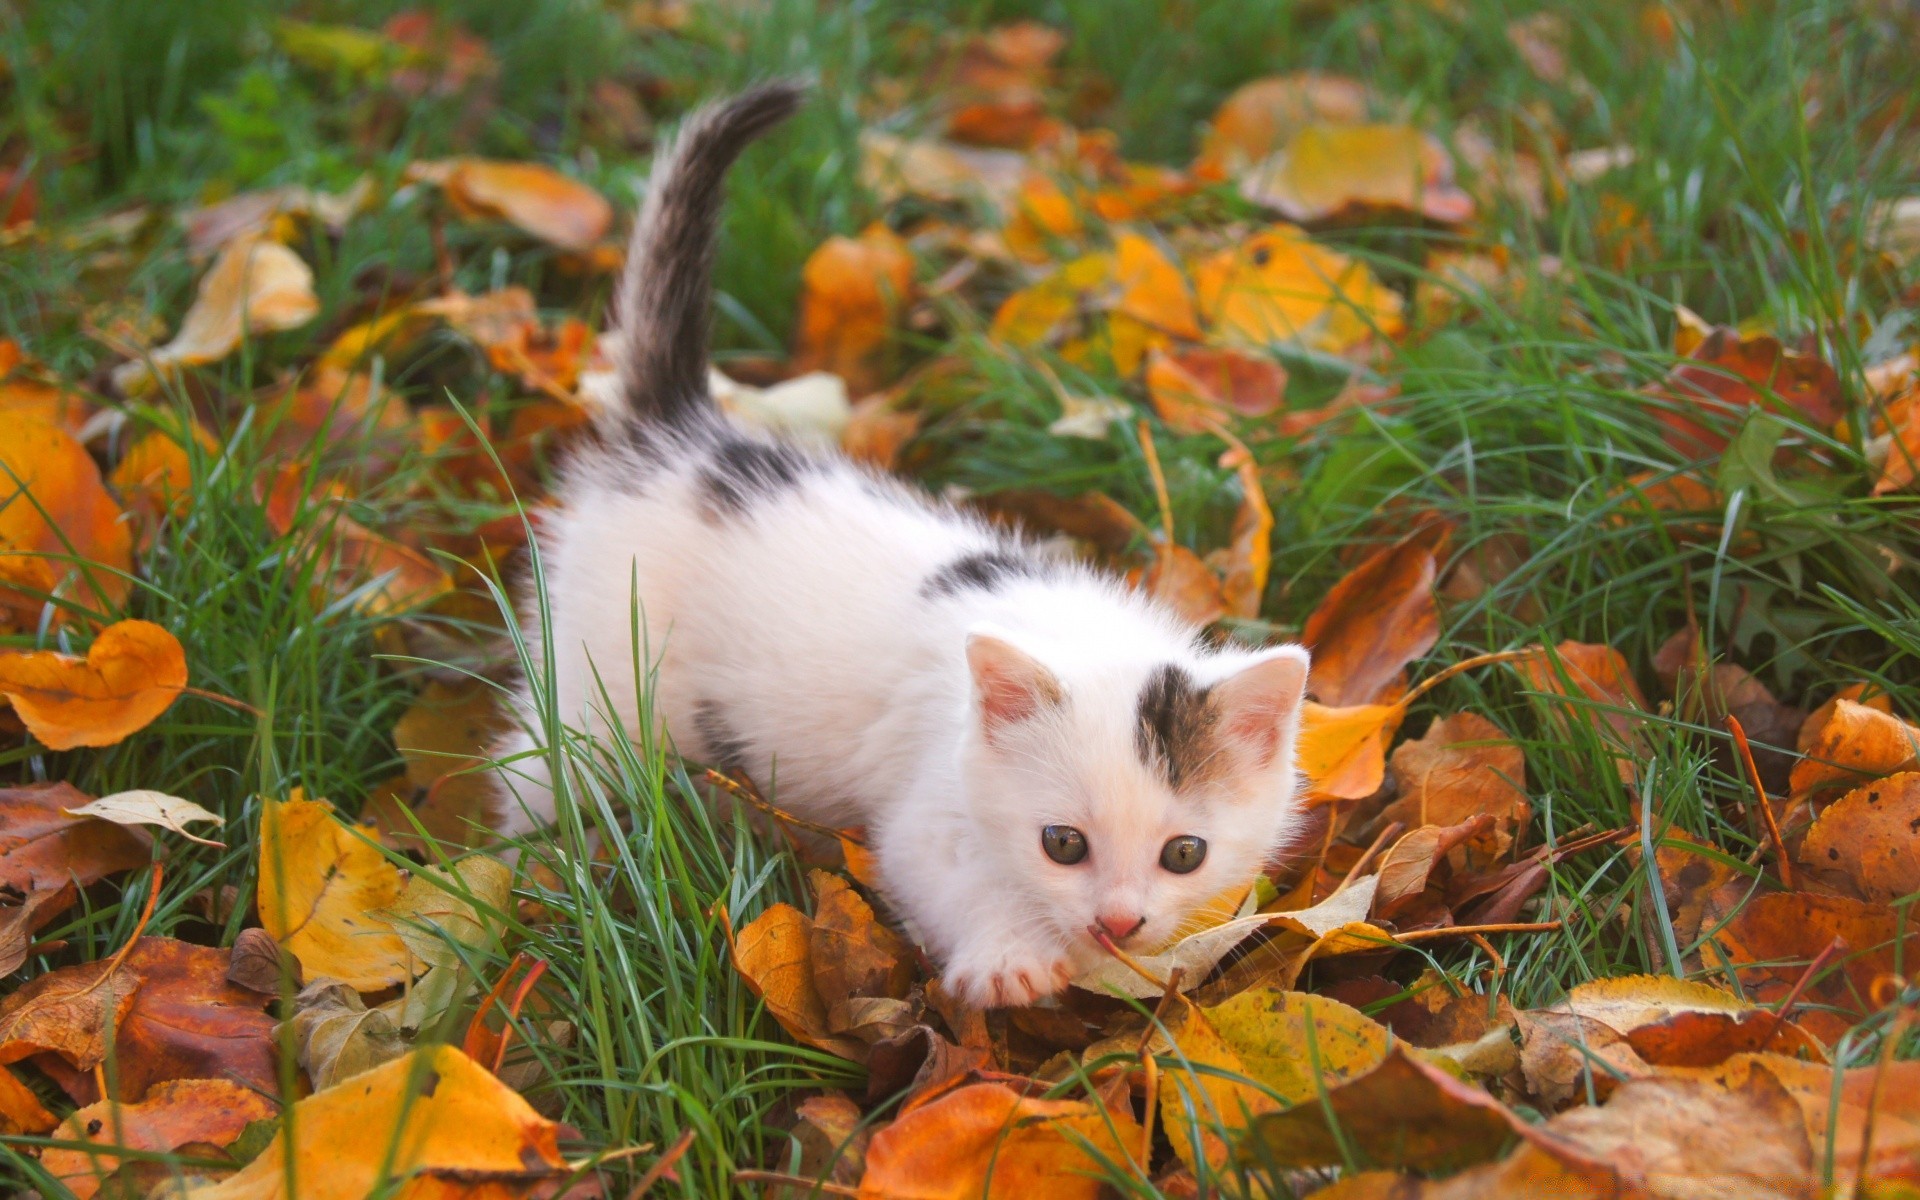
[1135,665,1218,790]
[693,699,750,775]
[921,549,1047,599]
[697,434,811,518]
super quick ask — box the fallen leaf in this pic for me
[1301,522,1450,706]
[1376,714,1529,871]
[0,881,77,978]
[1240,124,1474,225]
[182,179,374,257]
[1511,641,1650,784]
[793,225,917,395]
[1196,73,1372,180]
[0,342,96,437]
[383,10,498,99]
[731,902,867,1062]
[1113,230,1202,341]
[112,234,320,393]
[1,781,153,898]
[289,979,409,1090]
[1155,995,1274,1171]
[1789,698,1920,796]
[1219,449,1273,619]
[1144,347,1287,434]
[1708,891,1916,1041]
[856,1080,1139,1200]
[0,937,278,1106]
[1700,1052,1920,1195]
[0,620,188,750]
[43,1078,276,1200]
[1796,771,1920,901]
[1297,702,1404,801]
[1049,391,1133,439]
[1192,224,1405,354]
[1646,327,1844,457]
[61,790,223,847]
[1240,1045,1545,1173]
[406,158,612,250]
[110,421,221,530]
[262,468,453,617]
[174,1045,568,1200]
[859,130,1026,211]
[810,871,915,1007]
[714,368,853,447]
[0,418,134,630]
[257,792,412,992]
[1137,541,1227,627]
[790,1091,871,1190]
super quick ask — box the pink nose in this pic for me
[1095,912,1145,941]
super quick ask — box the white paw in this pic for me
[944,944,1072,1009]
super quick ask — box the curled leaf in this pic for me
[0,620,188,750]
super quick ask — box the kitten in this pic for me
[494,82,1312,1008]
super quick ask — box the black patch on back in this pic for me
[921,549,1047,599]
[693,700,750,775]
[1135,665,1218,790]
[697,434,812,518]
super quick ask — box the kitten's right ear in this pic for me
[966,631,1063,738]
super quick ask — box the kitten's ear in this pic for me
[1212,646,1310,766]
[966,631,1064,737]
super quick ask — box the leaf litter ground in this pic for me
[2,1,1920,1197]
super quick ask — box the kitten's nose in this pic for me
[1095,912,1146,942]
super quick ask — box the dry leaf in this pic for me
[793,225,916,395]
[1512,641,1650,784]
[1646,327,1844,457]
[859,130,1026,211]
[1137,541,1228,627]
[1377,713,1529,870]
[257,792,412,991]
[1708,891,1916,1042]
[1196,73,1372,180]
[262,468,453,616]
[0,620,188,750]
[1192,224,1405,354]
[407,158,612,250]
[857,1081,1139,1200]
[1144,347,1287,434]
[43,1078,276,1200]
[1219,449,1272,620]
[62,790,224,847]
[1301,522,1450,706]
[1789,698,1920,796]
[730,901,867,1062]
[182,178,374,256]
[1795,771,1920,901]
[1297,701,1404,801]
[1240,124,1474,225]
[112,234,320,393]
[175,1044,568,1200]
[0,419,134,630]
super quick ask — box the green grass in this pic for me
[3,0,1918,1195]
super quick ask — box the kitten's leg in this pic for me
[874,810,1070,1008]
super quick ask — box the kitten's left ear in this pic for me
[967,629,1064,740]
[1212,645,1310,766]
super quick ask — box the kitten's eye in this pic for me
[1041,825,1088,865]
[1160,835,1207,873]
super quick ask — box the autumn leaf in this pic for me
[406,158,613,250]
[43,1079,276,1200]
[1301,521,1450,707]
[856,1080,1139,1200]
[1795,770,1920,901]
[0,620,188,749]
[1376,713,1530,871]
[364,678,506,851]
[1645,326,1844,457]
[0,418,134,630]
[1296,701,1405,801]
[62,789,224,847]
[1511,641,1651,784]
[1218,448,1273,620]
[175,1044,569,1200]
[1191,224,1405,354]
[793,225,917,395]
[1238,123,1475,225]
[1707,891,1916,1042]
[1144,346,1287,434]
[0,781,151,974]
[262,467,453,616]
[0,341,96,436]
[257,792,412,991]
[182,178,374,257]
[110,421,221,532]
[1789,697,1920,796]
[1195,73,1372,180]
[111,233,320,393]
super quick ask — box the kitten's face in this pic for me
[963,634,1309,967]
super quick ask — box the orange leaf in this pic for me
[1196,73,1371,180]
[1377,713,1529,871]
[1138,542,1227,627]
[408,158,612,250]
[1709,892,1917,1043]
[858,1081,1139,1200]
[44,1079,276,1200]
[1192,224,1404,354]
[110,233,320,393]
[1512,641,1650,784]
[1790,698,1920,796]
[0,419,134,631]
[729,900,867,1062]
[1645,327,1844,457]
[1239,124,1474,225]
[793,225,916,395]
[1297,701,1404,802]
[1113,231,1201,341]
[1145,347,1287,434]
[1301,522,1450,707]
[0,620,186,750]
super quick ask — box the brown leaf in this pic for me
[1137,542,1227,627]
[1302,522,1450,706]
[0,419,134,631]
[225,926,301,995]
[793,224,916,395]
[1789,698,1920,797]
[1377,713,1529,871]
[111,233,320,393]
[1239,1045,1552,1173]
[1708,891,1916,1042]
[790,1091,870,1191]
[364,678,505,852]
[1371,816,1498,925]
[1795,771,1920,901]
[729,901,867,1062]
[0,620,188,750]
[1703,1052,1920,1194]
[262,467,453,616]
[1145,346,1287,434]
[1623,1007,1822,1068]
[407,159,612,250]
[0,937,278,1105]
[1218,449,1274,621]
[856,1081,1139,1200]
[1646,327,1844,457]
[1512,641,1650,784]
[43,1078,277,1200]
[810,871,916,1006]
[0,881,77,977]
[0,781,153,899]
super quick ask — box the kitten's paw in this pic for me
[944,945,1072,1009]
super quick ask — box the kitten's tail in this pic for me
[608,80,807,428]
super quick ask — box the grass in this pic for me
[2,0,1918,1195]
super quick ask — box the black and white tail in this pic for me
[608,80,807,428]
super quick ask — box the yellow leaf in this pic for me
[1192,224,1404,353]
[112,234,319,393]
[0,419,134,631]
[1112,230,1201,340]
[1158,996,1276,1172]
[1240,123,1475,225]
[1296,701,1404,801]
[407,159,613,251]
[990,250,1114,349]
[257,792,412,991]
[176,1045,568,1200]
[0,620,186,750]
[1205,988,1393,1106]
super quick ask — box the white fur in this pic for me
[497,422,1311,1007]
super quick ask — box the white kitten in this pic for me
[494,83,1312,1008]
